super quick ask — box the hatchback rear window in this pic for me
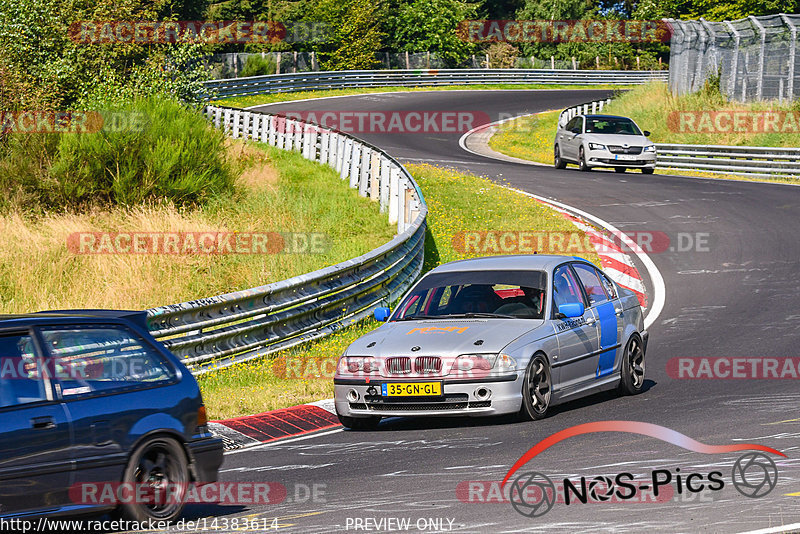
[39,326,175,396]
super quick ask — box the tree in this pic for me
[388,0,478,66]
[297,0,387,70]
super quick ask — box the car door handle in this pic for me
[31,416,56,430]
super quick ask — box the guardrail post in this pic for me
[329,133,339,170]
[222,108,232,135]
[276,116,286,148]
[388,167,400,224]
[370,152,381,200]
[302,124,314,159]
[250,113,260,141]
[339,137,351,178]
[232,109,241,138]
[358,146,371,197]
[591,102,597,113]
[320,131,330,164]
[349,143,361,187]
[293,121,303,151]
[242,111,252,139]
[213,107,222,129]
[260,115,270,144]
[397,176,407,233]
[379,156,390,213]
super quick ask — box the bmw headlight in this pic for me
[643,145,656,153]
[338,356,379,375]
[588,142,606,151]
[450,353,517,377]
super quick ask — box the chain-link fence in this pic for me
[668,14,800,101]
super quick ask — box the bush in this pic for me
[0,97,235,212]
[240,54,278,77]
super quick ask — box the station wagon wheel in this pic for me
[578,146,590,172]
[554,145,566,169]
[618,335,645,395]
[520,354,552,421]
[118,436,189,522]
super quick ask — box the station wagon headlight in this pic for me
[644,145,656,152]
[588,142,606,151]
[338,356,379,375]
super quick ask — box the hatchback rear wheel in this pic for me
[118,436,189,522]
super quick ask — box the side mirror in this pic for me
[643,130,651,137]
[557,302,585,318]
[374,306,391,322]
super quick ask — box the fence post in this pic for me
[294,120,303,151]
[405,51,410,69]
[781,14,796,101]
[231,109,241,137]
[486,53,490,69]
[724,21,741,100]
[397,176,407,233]
[551,56,555,69]
[242,111,252,139]
[276,52,281,74]
[260,115,269,144]
[749,16,765,100]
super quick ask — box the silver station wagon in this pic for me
[554,114,656,173]
[334,255,648,429]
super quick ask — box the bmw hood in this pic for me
[346,318,546,358]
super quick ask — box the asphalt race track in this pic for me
[174,90,800,533]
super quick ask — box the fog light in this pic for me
[474,387,492,400]
[346,389,359,402]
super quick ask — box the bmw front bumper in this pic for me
[334,374,524,418]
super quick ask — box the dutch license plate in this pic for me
[614,154,637,161]
[382,382,442,397]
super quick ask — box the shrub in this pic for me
[0,97,235,213]
[240,54,278,77]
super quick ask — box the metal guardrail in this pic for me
[558,99,800,178]
[146,106,427,374]
[204,69,669,98]
[655,144,800,177]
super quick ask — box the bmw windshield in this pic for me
[393,270,547,321]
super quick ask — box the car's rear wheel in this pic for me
[554,145,567,169]
[520,354,552,420]
[618,335,645,395]
[578,147,590,172]
[641,168,654,174]
[118,436,189,523]
[615,167,627,173]
[338,414,381,430]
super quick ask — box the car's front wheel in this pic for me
[578,147,590,172]
[117,436,189,523]
[554,145,567,169]
[618,335,645,395]
[520,354,552,420]
[338,414,381,430]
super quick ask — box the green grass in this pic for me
[488,109,560,165]
[213,84,635,109]
[0,139,396,314]
[198,163,601,419]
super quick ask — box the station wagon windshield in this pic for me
[394,270,547,320]
[585,117,642,135]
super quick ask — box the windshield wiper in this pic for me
[394,314,441,321]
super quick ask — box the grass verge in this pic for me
[213,84,634,109]
[0,140,395,313]
[198,163,600,419]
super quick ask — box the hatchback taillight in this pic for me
[197,405,208,427]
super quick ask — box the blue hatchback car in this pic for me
[0,310,223,521]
